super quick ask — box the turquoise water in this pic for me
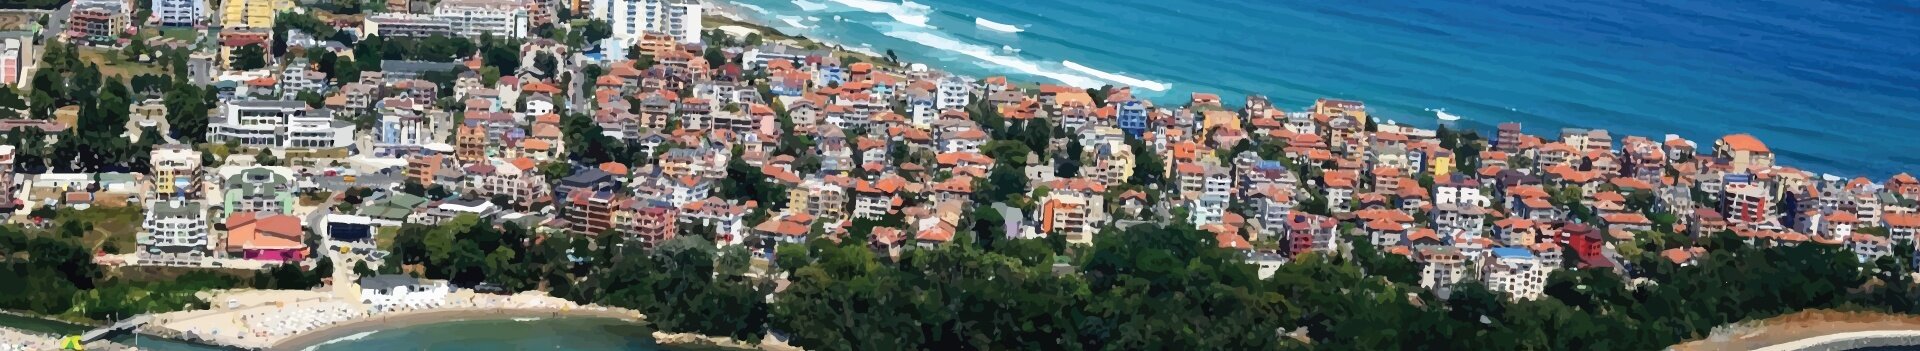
[303,317,666,350]
[716,0,1920,178]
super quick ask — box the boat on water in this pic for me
[1434,109,1462,121]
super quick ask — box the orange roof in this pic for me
[599,162,629,175]
[916,227,955,242]
[1719,133,1769,153]
[1408,228,1439,242]
[226,213,305,250]
[1604,213,1651,225]
[1215,232,1252,250]
[1660,248,1696,264]
[596,75,623,87]
[1365,218,1405,231]
[523,81,561,94]
[1886,213,1920,228]
[1592,191,1626,203]
[1890,173,1919,186]
[1611,177,1653,191]
[521,139,552,151]
[1826,211,1859,224]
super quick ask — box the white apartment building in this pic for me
[434,0,529,39]
[1435,174,1491,207]
[594,0,703,44]
[663,0,703,43]
[141,199,209,257]
[209,100,355,149]
[364,13,455,38]
[152,0,207,26]
[935,75,971,111]
[1187,194,1229,225]
[1482,247,1552,301]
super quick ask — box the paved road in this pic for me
[40,1,71,42]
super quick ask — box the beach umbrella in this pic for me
[59,336,84,350]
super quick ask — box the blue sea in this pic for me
[714,0,1920,178]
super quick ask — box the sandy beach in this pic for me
[148,288,641,351]
[268,307,642,351]
[0,327,55,351]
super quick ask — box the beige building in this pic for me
[1714,133,1774,171]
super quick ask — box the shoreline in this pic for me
[1753,330,1920,351]
[264,307,643,351]
[1672,310,1920,351]
[703,5,897,69]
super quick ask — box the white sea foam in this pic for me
[829,0,931,27]
[792,0,827,11]
[974,17,1023,33]
[733,2,769,14]
[512,317,543,322]
[805,16,821,22]
[1062,60,1170,91]
[883,30,1105,89]
[301,331,378,351]
[777,15,807,29]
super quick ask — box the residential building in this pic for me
[219,166,295,216]
[1039,178,1108,245]
[209,100,355,149]
[434,0,529,39]
[1715,133,1774,171]
[625,203,679,249]
[679,197,750,245]
[1415,246,1468,295]
[150,144,202,199]
[0,38,25,86]
[566,190,621,235]
[1482,247,1552,301]
[364,13,455,38]
[220,0,288,29]
[68,0,130,44]
[936,75,971,111]
[224,212,306,262]
[1721,182,1773,226]
[1116,99,1148,137]
[152,0,207,26]
[140,199,209,257]
[465,157,550,210]
[1849,233,1892,264]
[595,0,703,44]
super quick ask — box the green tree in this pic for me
[231,44,268,70]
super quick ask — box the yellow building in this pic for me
[221,0,293,30]
[1430,152,1454,178]
[150,145,202,197]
